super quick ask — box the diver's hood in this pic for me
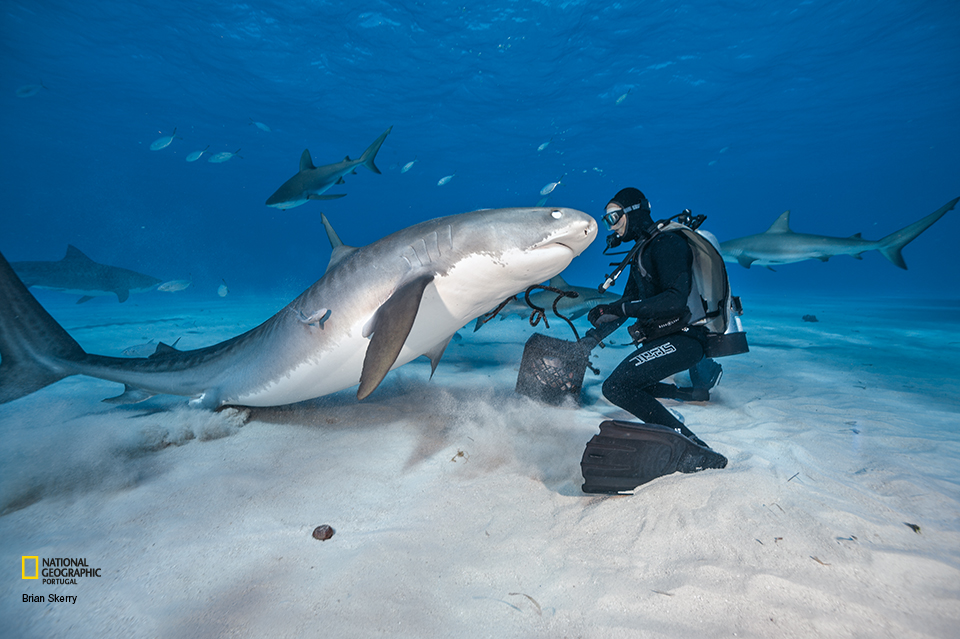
[609,187,654,243]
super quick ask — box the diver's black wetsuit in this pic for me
[599,231,707,437]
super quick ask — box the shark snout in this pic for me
[551,209,597,255]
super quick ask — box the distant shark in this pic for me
[473,274,619,331]
[720,197,958,269]
[0,207,597,408]
[265,127,393,209]
[10,245,162,303]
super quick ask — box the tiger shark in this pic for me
[10,245,162,303]
[265,126,392,209]
[0,207,597,408]
[720,197,957,269]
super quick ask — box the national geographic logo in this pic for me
[22,556,103,585]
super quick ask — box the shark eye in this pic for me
[551,210,563,219]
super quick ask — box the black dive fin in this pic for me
[357,274,434,400]
[581,421,727,494]
[0,251,86,404]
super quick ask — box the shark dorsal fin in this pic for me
[150,338,181,358]
[849,232,862,239]
[300,149,315,172]
[63,245,95,263]
[343,155,351,162]
[320,213,358,273]
[765,211,792,234]
[548,274,569,288]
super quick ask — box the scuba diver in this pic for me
[579,188,721,449]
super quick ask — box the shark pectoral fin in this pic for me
[308,194,347,200]
[102,384,157,405]
[116,290,129,303]
[423,335,454,378]
[736,256,756,269]
[77,295,95,304]
[358,274,435,400]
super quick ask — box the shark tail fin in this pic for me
[0,251,85,404]
[359,126,393,175]
[877,197,958,269]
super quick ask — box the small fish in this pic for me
[401,157,417,173]
[122,339,158,357]
[537,138,552,152]
[719,146,729,153]
[15,83,46,98]
[438,173,456,186]
[250,118,271,132]
[540,174,565,196]
[293,307,331,329]
[217,279,229,297]
[616,89,631,105]
[157,279,192,292]
[208,149,242,163]
[186,145,210,162]
[536,196,549,207]
[708,160,717,166]
[149,128,180,151]
[904,522,921,534]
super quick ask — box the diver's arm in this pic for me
[621,234,693,320]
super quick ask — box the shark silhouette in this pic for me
[10,245,162,303]
[265,127,392,209]
[720,197,957,269]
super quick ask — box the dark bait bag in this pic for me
[515,333,589,406]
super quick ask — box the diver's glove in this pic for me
[578,329,601,352]
[588,303,623,328]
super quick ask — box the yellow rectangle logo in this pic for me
[22,556,39,579]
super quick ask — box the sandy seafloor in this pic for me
[1,291,958,639]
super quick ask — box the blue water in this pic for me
[2,0,958,300]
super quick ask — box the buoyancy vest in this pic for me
[635,221,738,337]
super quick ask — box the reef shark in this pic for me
[10,245,162,303]
[720,197,958,269]
[265,127,392,209]
[0,207,597,407]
